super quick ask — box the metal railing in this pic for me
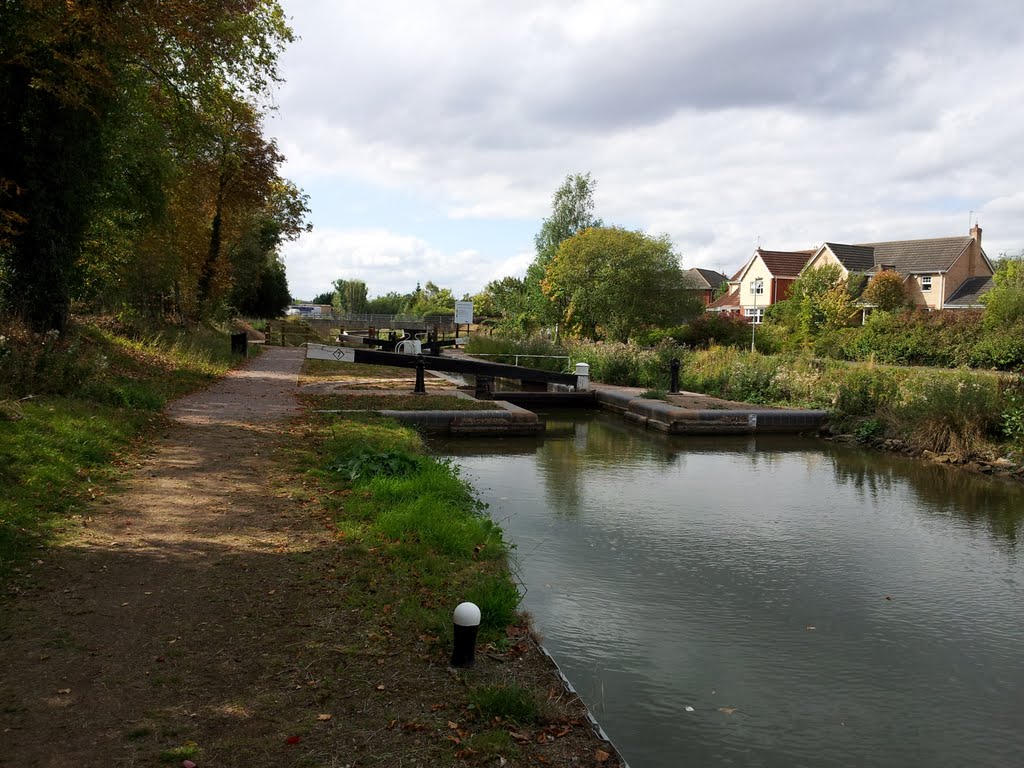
[468,353,572,372]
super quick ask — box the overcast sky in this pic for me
[270,0,1024,302]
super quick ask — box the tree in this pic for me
[404,281,456,317]
[525,173,602,337]
[367,291,409,314]
[331,279,369,314]
[861,270,909,312]
[541,227,697,341]
[982,256,1024,328]
[311,291,335,305]
[786,263,857,336]
[0,0,298,330]
[477,276,535,336]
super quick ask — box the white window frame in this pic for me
[920,275,932,292]
[745,307,765,324]
[749,279,765,295]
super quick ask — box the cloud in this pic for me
[274,0,1024,294]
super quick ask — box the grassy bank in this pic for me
[0,318,242,577]
[285,410,616,764]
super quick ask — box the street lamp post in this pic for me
[750,277,762,353]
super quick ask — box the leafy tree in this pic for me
[982,256,1024,328]
[404,281,456,317]
[542,227,698,341]
[331,279,369,314]
[862,270,909,312]
[367,291,409,314]
[0,0,299,330]
[477,276,535,336]
[786,263,857,336]
[311,291,336,306]
[525,173,602,337]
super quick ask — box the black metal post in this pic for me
[414,356,426,394]
[670,358,680,394]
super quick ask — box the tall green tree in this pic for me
[0,0,298,330]
[331,279,369,314]
[525,173,602,337]
[784,263,857,336]
[542,227,697,341]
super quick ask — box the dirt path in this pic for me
[0,348,338,766]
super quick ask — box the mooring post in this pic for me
[414,356,426,394]
[670,358,680,393]
[574,362,590,392]
[451,602,481,668]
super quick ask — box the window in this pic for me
[745,308,764,324]
[749,279,764,295]
[920,275,932,292]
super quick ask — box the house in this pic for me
[682,267,729,306]
[802,225,993,310]
[707,248,816,323]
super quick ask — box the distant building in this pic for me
[285,303,332,318]
[707,248,816,323]
[802,225,993,311]
[682,267,729,306]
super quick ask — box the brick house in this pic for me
[707,248,816,323]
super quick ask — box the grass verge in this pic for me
[0,317,242,578]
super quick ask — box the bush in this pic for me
[566,339,683,388]
[887,370,1001,460]
[834,367,901,417]
[999,375,1024,448]
[674,313,753,349]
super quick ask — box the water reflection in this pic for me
[433,413,1024,768]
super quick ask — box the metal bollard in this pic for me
[574,362,590,392]
[670,358,680,393]
[414,356,426,394]
[451,602,481,668]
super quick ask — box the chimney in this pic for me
[970,222,982,247]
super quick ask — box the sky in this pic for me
[269,0,1024,303]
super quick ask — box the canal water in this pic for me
[433,412,1024,768]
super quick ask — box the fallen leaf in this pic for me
[805,625,816,631]
[56,688,71,695]
[718,706,738,715]
[595,749,611,762]
[317,713,332,721]
[376,684,385,691]
[447,721,459,729]
[182,761,197,768]
[509,731,530,742]
[286,735,301,745]
[684,706,695,712]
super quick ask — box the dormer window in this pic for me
[920,275,932,292]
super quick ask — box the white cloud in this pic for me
[274,0,1024,294]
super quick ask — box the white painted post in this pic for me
[575,362,590,392]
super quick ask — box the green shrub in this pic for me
[999,375,1024,447]
[466,573,522,634]
[834,367,901,417]
[887,370,1001,460]
[328,447,423,482]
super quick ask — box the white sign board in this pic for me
[305,343,355,363]
[455,300,474,325]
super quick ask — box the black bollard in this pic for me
[451,602,481,668]
[670,358,680,394]
[414,356,426,394]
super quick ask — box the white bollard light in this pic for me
[575,362,590,392]
[451,602,482,668]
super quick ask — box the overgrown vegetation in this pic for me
[0,318,238,576]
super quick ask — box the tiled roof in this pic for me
[944,276,994,307]
[825,236,974,275]
[708,290,740,309]
[757,249,815,277]
[822,243,875,272]
[684,267,729,290]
